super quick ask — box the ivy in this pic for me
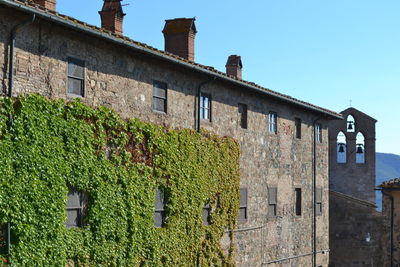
[0,94,240,266]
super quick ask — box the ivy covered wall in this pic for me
[0,94,240,266]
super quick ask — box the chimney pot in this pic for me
[99,0,126,35]
[162,18,197,61]
[32,0,56,11]
[226,55,243,79]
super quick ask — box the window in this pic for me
[238,103,248,129]
[238,188,248,222]
[356,132,365,164]
[200,93,211,121]
[66,188,87,228]
[316,187,322,216]
[67,57,85,96]
[295,188,302,216]
[268,112,277,134]
[154,189,166,227]
[315,123,322,143]
[337,131,347,163]
[203,203,211,226]
[347,115,355,132]
[268,187,277,217]
[152,81,167,113]
[295,118,301,139]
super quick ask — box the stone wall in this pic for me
[329,191,388,267]
[0,5,331,266]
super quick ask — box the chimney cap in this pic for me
[100,0,126,16]
[226,55,243,68]
[162,18,197,35]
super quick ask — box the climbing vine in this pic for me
[0,94,240,266]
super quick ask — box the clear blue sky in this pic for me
[58,0,400,155]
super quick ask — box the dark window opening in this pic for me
[268,187,277,217]
[295,118,301,139]
[153,81,167,113]
[66,188,87,228]
[200,93,212,121]
[268,112,277,134]
[238,188,248,222]
[203,203,211,226]
[316,187,322,216]
[295,188,302,216]
[155,189,167,227]
[67,57,85,96]
[238,103,248,129]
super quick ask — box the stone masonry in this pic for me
[0,1,342,265]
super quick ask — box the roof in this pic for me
[377,178,400,188]
[340,107,377,123]
[0,0,342,120]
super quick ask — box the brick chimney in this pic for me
[162,18,197,61]
[99,0,126,35]
[226,55,243,79]
[32,0,56,11]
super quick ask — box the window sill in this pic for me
[67,93,84,99]
[152,110,167,115]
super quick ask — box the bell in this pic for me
[356,144,364,154]
[347,122,353,130]
[338,143,345,153]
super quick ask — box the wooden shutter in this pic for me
[238,188,248,221]
[268,187,277,205]
[316,187,323,216]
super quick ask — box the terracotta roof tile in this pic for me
[378,178,400,188]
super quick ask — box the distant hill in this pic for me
[376,152,400,210]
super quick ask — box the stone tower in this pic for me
[328,107,377,203]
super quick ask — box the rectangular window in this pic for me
[238,188,248,222]
[295,188,302,216]
[315,123,322,143]
[268,112,277,134]
[66,188,87,228]
[203,203,211,226]
[316,187,322,216]
[238,103,248,129]
[268,187,277,217]
[200,93,212,121]
[152,81,167,113]
[67,57,85,96]
[295,118,302,139]
[155,189,166,227]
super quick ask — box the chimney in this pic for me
[226,55,243,79]
[32,0,56,11]
[162,18,197,61]
[99,0,126,35]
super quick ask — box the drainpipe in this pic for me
[5,14,36,265]
[8,14,36,97]
[196,77,216,133]
[312,116,323,267]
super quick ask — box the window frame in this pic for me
[268,112,277,134]
[202,203,211,226]
[200,93,212,122]
[295,118,302,139]
[315,123,322,143]
[154,188,167,228]
[316,187,323,216]
[67,56,85,97]
[66,187,87,228]
[152,80,168,113]
[295,188,302,216]
[268,187,277,217]
[238,103,248,129]
[238,188,248,222]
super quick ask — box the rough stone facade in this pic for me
[0,2,339,266]
[328,108,389,266]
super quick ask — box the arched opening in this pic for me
[356,132,365,164]
[347,115,355,132]
[337,131,347,163]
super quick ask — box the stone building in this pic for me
[377,178,400,267]
[0,0,343,265]
[328,108,388,266]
